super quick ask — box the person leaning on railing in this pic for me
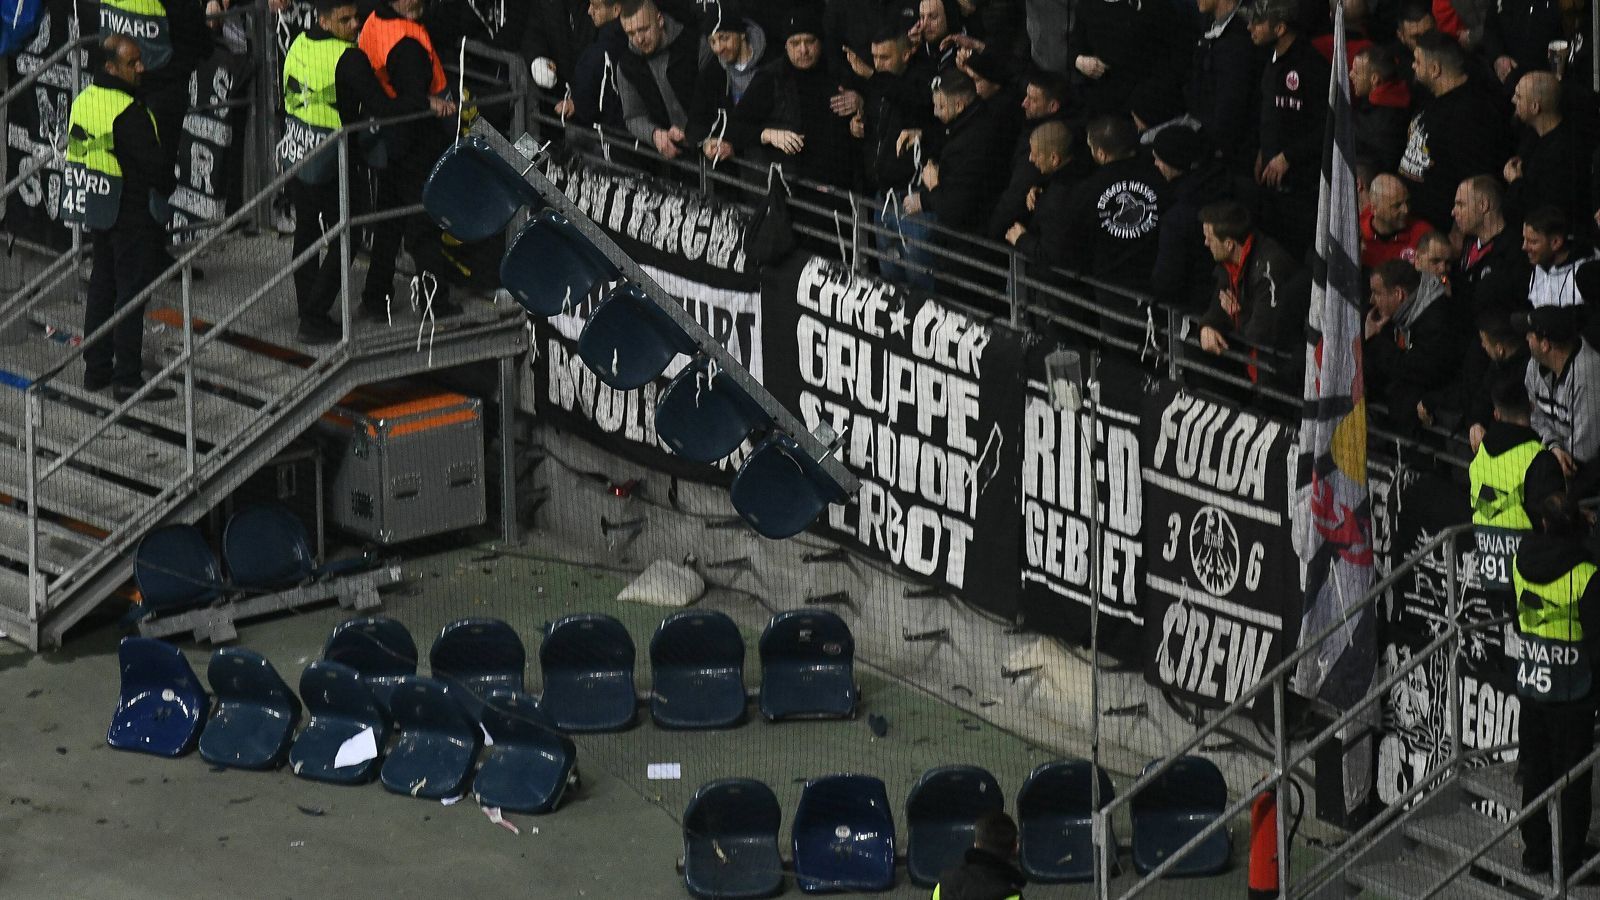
[1509,450,1600,878]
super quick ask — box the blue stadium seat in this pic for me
[682,778,785,900]
[538,613,638,733]
[133,524,223,616]
[792,774,896,893]
[1131,756,1232,877]
[905,765,1005,887]
[107,637,209,757]
[758,610,856,721]
[223,503,364,590]
[429,617,526,720]
[576,283,694,390]
[649,610,747,730]
[380,676,482,800]
[322,615,418,715]
[199,648,302,770]
[655,360,771,463]
[471,689,578,814]
[730,434,848,539]
[290,660,389,785]
[1017,759,1116,883]
[499,208,619,317]
[421,136,538,242]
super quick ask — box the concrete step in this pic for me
[1404,784,1553,895]
[1462,761,1520,809]
[0,387,187,487]
[0,505,99,576]
[1346,851,1518,900]
[0,443,150,532]
[0,339,258,446]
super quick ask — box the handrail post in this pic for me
[1087,349,1104,877]
[1273,678,1291,896]
[849,193,865,276]
[1094,808,1113,900]
[24,389,41,625]
[1007,250,1026,330]
[1166,307,1182,382]
[69,43,85,308]
[1445,531,1462,776]
[181,263,197,480]
[1551,801,1566,892]
[337,135,352,344]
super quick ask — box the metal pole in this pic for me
[181,264,197,479]
[1592,0,1598,95]
[1273,678,1291,897]
[24,390,40,626]
[1087,348,1105,880]
[337,136,352,344]
[1007,251,1025,331]
[498,355,519,545]
[1166,307,1182,382]
[69,46,84,308]
[849,193,864,276]
[1552,801,1566,892]
[1445,532,1462,776]
[1094,809,1113,900]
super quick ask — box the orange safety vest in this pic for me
[358,12,447,99]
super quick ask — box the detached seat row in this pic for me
[682,759,1232,898]
[107,637,577,814]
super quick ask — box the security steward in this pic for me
[280,0,451,343]
[63,35,177,402]
[931,810,1027,900]
[358,0,460,320]
[1511,450,1600,876]
[1470,375,1543,593]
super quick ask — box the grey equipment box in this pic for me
[323,390,486,544]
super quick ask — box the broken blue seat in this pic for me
[108,636,210,756]
[199,647,302,770]
[380,676,481,800]
[539,613,638,733]
[133,524,224,617]
[223,502,364,590]
[421,136,539,242]
[1017,759,1116,883]
[322,615,417,715]
[730,434,848,539]
[758,610,856,721]
[682,778,785,899]
[1131,756,1231,877]
[655,359,770,464]
[576,283,694,391]
[792,774,896,893]
[290,660,388,784]
[429,617,526,720]
[499,208,619,317]
[649,610,747,730]
[471,689,578,814]
[906,765,1005,887]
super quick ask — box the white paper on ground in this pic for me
[647,763,682,780]
[333,727,378,768]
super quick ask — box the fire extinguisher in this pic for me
[1249,780,1303,899]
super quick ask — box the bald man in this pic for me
[1506,72,1589,227]
[1453,175,1532,316]
[1361,173,1433,269]
[1003,120,1079,262]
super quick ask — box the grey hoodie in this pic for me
[618,15,694,144]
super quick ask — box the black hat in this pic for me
[783,6,824,40]
[1243,0,1299,23]
[701,2,750,35]
[1151,125,1205,172]
[1511,305,1581,342]
[965,49,1011,86]
[1522,449,1568,523]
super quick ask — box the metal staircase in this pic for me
[0,128,528,650]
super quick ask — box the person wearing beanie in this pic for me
[687,2,776,162]
[1509,447,1600,877]
[1130,80,1199,146]
[1150,124,1232,314]
[733,4,858,189]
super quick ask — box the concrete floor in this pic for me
[0,542,1290,899]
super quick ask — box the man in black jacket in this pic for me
[1420,308,1531,443]
[1350,44,1410,173]
[1003,120,1078,261]
[1062,114,1165,298]
[616,0,702,158]
[76,35,179,401]
[1401,32,1511,232]
[1186,0,1263,174]
[1454,175,1532,316]
[1197,199,1309,388]
[1248,0,1326,261]
[1364,259,1462,427]
[903,70,1001,234]
[986,70,1073,240]
[553,0,627,128]
[852,28,936,195]
[1066,0,1187,117]
[1151,124,1232,314]
[738,7,857,189]
[688,7,776,162]
[1506,72,1589,228]
[932,810,1027,900]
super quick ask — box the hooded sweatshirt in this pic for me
[615,14,702,144]
[1365,273,1461,416]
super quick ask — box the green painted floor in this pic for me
[0,543,1318,898]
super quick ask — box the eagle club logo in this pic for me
[1189,505,1241,596]
[1095,180,1159,240]
[1286,70,1300,91]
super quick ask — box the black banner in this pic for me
[1018,353,1148,657]
[523,157,759,481]
[1141,383,1300,709]
[167,50,251,235]
[761,255,1025,616]
[1375,471,1519,807]
[3,0,87,250]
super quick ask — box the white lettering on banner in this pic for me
[1153,600,1274,702]
[549,164,748,273]
[1019,390,1144,615]
[1150,393,1280,504]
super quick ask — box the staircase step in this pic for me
[1346,853,1518,900]
[1404,785,1551,894]
[0,444,149,532]
[0,564,33,633]
[0,505,98,576]
[28,301,305,402]
[0,387,187,487]
[1462,762,1520,809]
[0,339,258,446]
